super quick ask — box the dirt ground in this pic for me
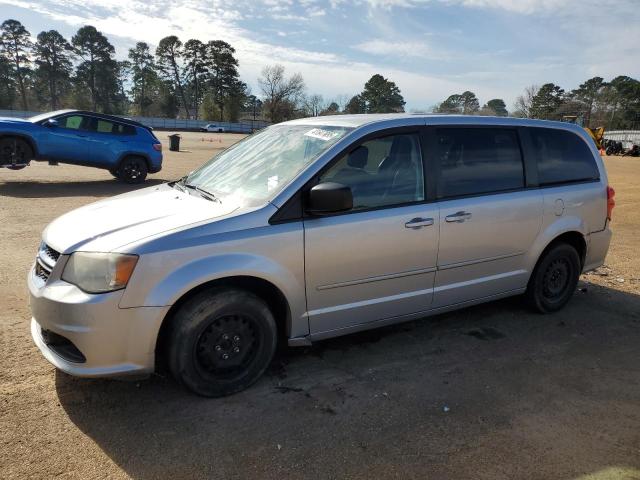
[1,131,639,480]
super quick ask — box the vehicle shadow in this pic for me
[0,179,165,198]
[56,282,640,479]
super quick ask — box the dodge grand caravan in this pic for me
[29,114,613,396]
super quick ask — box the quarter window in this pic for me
[320,133,424,210]
[529,128,599,185]
[436,128,524,198]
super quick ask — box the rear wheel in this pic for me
[167,288,278,397]
[0,137,33,169]
[526,243,581,313]
[116,156,147,184]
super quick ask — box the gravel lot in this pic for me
[1,131,639,479]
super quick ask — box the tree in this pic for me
[360,74,405,113]
[128,42,157,116]
[0,19,32,110]
[72,26,119,112]
[258,64,305,123]
[0,55,16,108]
[304,94,324,116]
[183,39,206,119]
[513,85,539,118]
[485,98,508,116]
[436,94,463,113]
[571,77,606,126]
[321,101,339,115]
[529,83,565,120]
[204,40,241,121]
[459,91,479,114]
[34,30,73,110]
[344,94,365,114]
[156,36,190,118]
[608,76,640,129]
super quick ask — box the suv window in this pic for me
[436,128,524,198]
[529,128,599,185]
[320,133,424,210]
[94,119,136,135]
[59,115,91,131]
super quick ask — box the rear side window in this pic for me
[529,128,599,185]
[436,128,524,198]
[94,119,136,135]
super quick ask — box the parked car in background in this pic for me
[29,114,613,397]
[0,110,162,183]
[200,123,226,133]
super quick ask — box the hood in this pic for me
[43,184,242,253]
[0,117,30,123]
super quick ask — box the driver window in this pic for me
[319,133,424,210]
[59,115,90,131]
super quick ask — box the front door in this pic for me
[431,127,543,307]
[42,114,91,164]
[303,130,439,335]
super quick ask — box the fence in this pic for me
[0,109,270,133]
[604,130,640,146]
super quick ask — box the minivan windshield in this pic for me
[185,124,353,205]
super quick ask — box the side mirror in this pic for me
[307,182,353,215]
[44,118,58,128]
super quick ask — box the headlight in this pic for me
[62,252,138,293]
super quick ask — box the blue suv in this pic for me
[0,110,163,183]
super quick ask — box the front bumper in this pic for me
[28,263,169,377]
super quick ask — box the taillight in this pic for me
[153,143,162,152]
[607,185,615,221]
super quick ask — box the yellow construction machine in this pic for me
[562,115,605,150]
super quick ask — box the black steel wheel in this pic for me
[117,156,148,184]
[0,137,33,169]
[167,288,278,397]
[526,243,581,313]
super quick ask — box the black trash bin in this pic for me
[168,134,181,152]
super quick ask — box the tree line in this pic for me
[1,18,638,129]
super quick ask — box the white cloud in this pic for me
[354,39,443,59]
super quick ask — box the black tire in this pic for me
[0,137,33,168]
[117,156,148,184]
[167,288,278,397]
[525,243,581,313]
[109,169,120,179]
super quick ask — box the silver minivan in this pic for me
[29,114,614,396]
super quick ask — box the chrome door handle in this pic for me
[445,211,472,223]
[405,217,434,229]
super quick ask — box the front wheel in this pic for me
[167,288,278,397]
[525,243,581,313]
[116,156,148,184]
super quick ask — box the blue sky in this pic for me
[1,0,638,111]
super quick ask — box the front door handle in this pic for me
[445,211,472,223]
[405,217,434,229]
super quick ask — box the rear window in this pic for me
[436,128,524,198]
[529,128,599,185]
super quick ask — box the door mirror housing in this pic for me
[44,118,58,128]
[307,182,353,215]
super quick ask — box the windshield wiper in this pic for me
[184,183,220,203]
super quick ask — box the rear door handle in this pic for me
[405,217,434,229]
[445,211,472,223]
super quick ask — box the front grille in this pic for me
[34,243,60,283]
[41,328,86,363]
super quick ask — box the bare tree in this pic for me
[513,84,539,118]
[258,64,305,123]
[304,93,324,116]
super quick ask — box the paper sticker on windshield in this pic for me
[304,128,339,141]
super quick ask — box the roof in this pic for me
[54,109,149,129]
[281,113,585,133]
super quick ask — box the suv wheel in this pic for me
[167,288,278,397]
[526,243,581,313]
[0,137,33,169]
[117,156,148,184]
